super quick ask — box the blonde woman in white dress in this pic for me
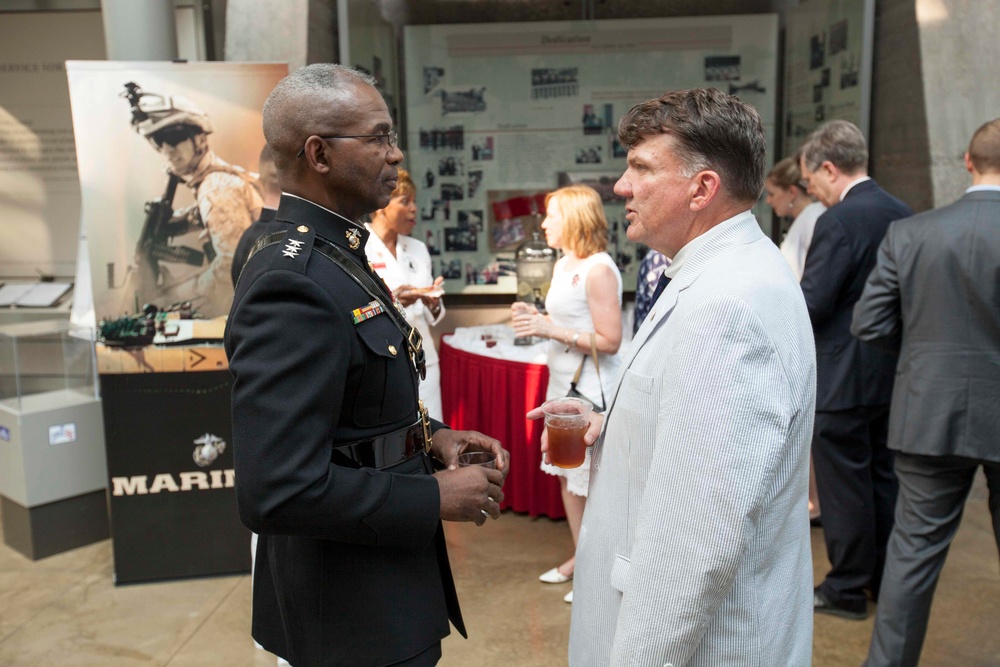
[511,184,622,602]
[365,169,446,419]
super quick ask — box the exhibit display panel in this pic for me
[93,315,241,584]
[783,0,875,147]
[404,15,779,295]
[65,61,288,323]
[0,6,209,280]
[0,319,108,559]
[62,60,284,581]
[0,11,106,279]
[98,341,248,585]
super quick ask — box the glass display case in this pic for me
[0,319,109,560]
[0,319,98,413]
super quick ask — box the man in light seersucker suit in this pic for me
[853,118,1000,667]
[533,89,817,666]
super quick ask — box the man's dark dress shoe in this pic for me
[813,588,867,620]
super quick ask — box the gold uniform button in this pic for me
[388,345,397,356]
[297,225,309,233]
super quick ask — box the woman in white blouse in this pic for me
[365,169,446,419]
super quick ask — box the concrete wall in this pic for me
[307,0,337,67]
[225,0,310,69]
[869,0,933,212]
[866,0,998,213]
[917,0,1000,206]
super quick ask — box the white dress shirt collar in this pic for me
[840,176,872,201]
[966,184,1000,193]
[662,210,754,280]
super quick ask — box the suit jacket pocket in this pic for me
[621,369,655,396]
[610,553,631,593]
[354,313,412,424]
[612,369,659,551]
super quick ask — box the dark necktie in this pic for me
[650,273,672,304]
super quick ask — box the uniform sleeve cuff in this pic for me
[364,471,440,549]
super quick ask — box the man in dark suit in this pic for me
[799,120,914,619]
[231,144,284,286]
[854,118,1000,666]
[225,64,510,667]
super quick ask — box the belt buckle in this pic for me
[407,326,423,353]
[419,400,433,454]
[408,328,427,380]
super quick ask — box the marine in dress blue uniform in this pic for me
[225,64,508,667]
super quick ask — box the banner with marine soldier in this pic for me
[66,61,287,323]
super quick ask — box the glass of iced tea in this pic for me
[543,398,593,469]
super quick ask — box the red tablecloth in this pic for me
[439,337,565,519]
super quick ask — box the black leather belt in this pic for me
[330,419,427,470]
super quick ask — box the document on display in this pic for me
[0,281,73,307]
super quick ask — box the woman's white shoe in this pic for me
[538,567,573,584]
[564,590,573,603]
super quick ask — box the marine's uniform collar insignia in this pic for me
[346,228,362,250]
[274,194,370,259]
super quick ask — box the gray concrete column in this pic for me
[870,0,933,212]
[917,0,1000,205]
[871,0,1000,211]
[100,0,178,61]
[225,0,312,71]
[308,0,337,67]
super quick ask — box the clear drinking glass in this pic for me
[457,451,497,469]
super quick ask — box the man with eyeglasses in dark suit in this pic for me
[799,120,913,621]
[225,64,510,667]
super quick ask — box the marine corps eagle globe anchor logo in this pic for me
[193,433,227,467]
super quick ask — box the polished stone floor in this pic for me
[0,475,997,666]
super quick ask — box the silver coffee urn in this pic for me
[513,231,556,345]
